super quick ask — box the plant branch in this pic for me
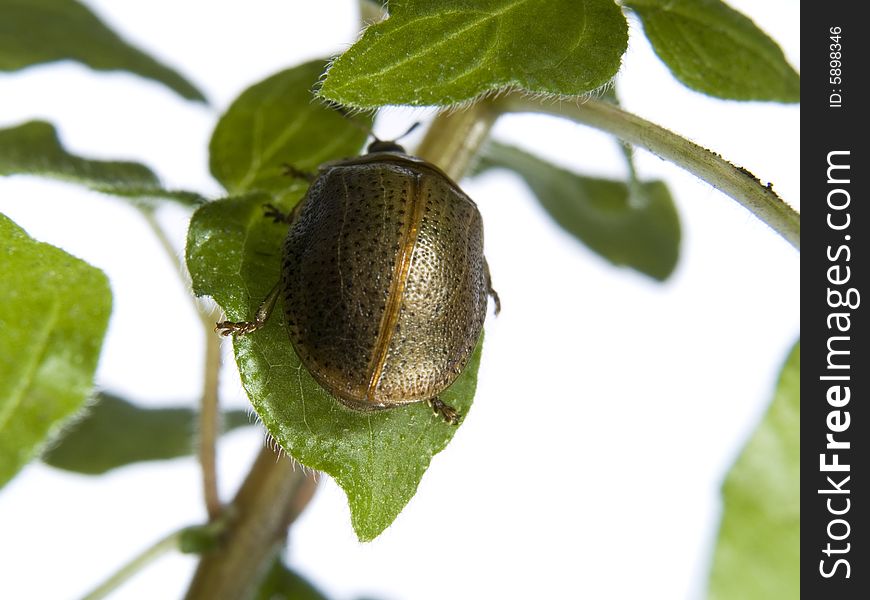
[184,445,318,600]
[139,207,219,329]
[199,306,223,519]
[81,529,182,600]
[496,94,801,250]
[415,99,500,181]
[139,207,224,518]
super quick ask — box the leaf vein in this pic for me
[0,301,61,434]
[336,0,538,88]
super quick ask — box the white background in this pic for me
[0,1,799,599]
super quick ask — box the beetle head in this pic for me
[366,122,420,155]
[366,139,407,154]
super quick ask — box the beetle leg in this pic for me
[281,163,316,182]
[215,281,281,337]
[263,200,305,225]
[426,397,462,426]
[263,203,289,223]
[484,260,501,315]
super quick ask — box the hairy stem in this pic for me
[139,208,224,518]
[200,307,223,519]
[415,99,500,180]
[184,446,318,600]
[497,95,801,250]
[81,529,182,600]
[139,208,182,272]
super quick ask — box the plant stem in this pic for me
[139,206,187,272]
[81,529,182,600]
[415,99,500,180]
[497,94,801,250]
[184,446,318,600]
[200,306,223,519]
[139,207,224,518]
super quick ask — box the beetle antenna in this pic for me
[365,122,421,154]
[369,122,421,144]
[394,121,421,142]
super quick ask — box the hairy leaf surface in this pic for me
[0,120,205,206]
[320,0,628,108]
[0,0,205,101]
[187,191,482,541]
[210,61,372,206]
[41,392,252,474]
[0,213,111,488]
[189,61,480,540]
[708,341,800,599]
[626,0,800,101]
[476,142,680,280]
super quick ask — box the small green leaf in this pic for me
[254,559,330,600]
[0,120,206,207]
[0,213,111,488]
[41,392,252,475]
[319,0,628,108]
[476,142,680,280]
[0,0,205,102]
[625,0,800,102]
[187,192,482,541]
[210,60,372,205]
[708,341,800,599]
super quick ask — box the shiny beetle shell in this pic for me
[281,143,493,415]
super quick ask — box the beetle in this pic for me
[216,136,499,425]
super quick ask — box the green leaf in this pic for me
[210,60,373,205]
[41,392,252,475]
[187,191,483,541]
[476,142,680,280]
[707,341,800,599]
[254,559,330,600]
[192,62,479,540]
[319,0,628,108]
[0,0,205,102]
[197,61,485,541]
[625,0,800,102]
[0,120,207,207]
[0,213,111,488]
